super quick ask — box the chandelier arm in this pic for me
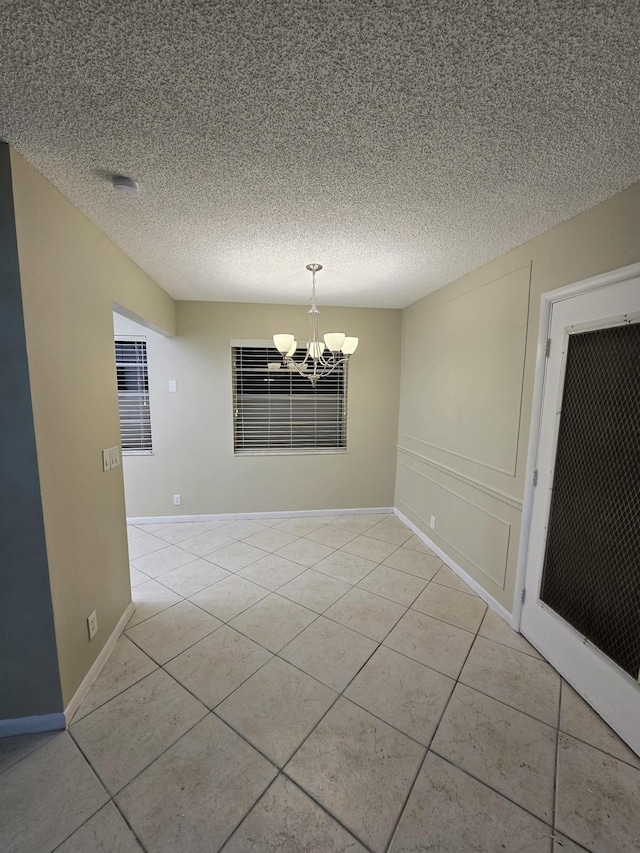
[321,357,348,378]
[317,351,336,368]
[284,358,313,379]
[282,353,346,380]
[308,356,347,380]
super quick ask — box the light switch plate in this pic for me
[168,379,177,393]
[102,449,111,472]
[109,446,120,468]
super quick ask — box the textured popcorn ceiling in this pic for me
[1,1,639,307]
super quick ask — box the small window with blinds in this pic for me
[232,343,348,454]
[115,337,153,454]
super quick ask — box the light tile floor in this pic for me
[2,512,640,852]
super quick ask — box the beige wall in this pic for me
[11,150,175,707]
[115,301,401,517]
[396,181,640,613]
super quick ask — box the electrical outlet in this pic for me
[109,446,120,468]
[87,609,98,640]
[430,515,436,529]
[102,449,111,472]
[173,494,181,506]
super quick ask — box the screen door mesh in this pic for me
[540,322,640,679]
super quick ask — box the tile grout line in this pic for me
[282,773,379,853]
[48,791,151,853]
[44,771,111,853]
[217,766,378,853]
[211,699,348,841]
[383,612,483,853]
[68,660,160,726]
[314,552,445,586]
[336,693,437,752]
[123,619,224,671]
[124,598,183,630]
[550,683,563,851]
[167,541,277,572]
[218,591,324,655]
[419,611,560,834]
[428,750,556,835]
[385,610,582,849]
[48,801,118,853]
[47,732,150,853]
[279,773,379,853]
[68,702,212,814]
[67,693,209,795]
[455,679,561,731]
[381,605,573,850]
[109,798,149,853]
[551,728,640,773]
[0,733,58,779]
[214,772,283,853]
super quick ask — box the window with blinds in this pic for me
[232,344,348,454]
[115,338,153,454]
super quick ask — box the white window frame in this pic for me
[231,339,349,456]
[115,335,153,456]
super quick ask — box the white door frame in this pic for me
[512,259,640,631]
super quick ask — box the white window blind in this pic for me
[232,344,348,454]
[115,337,153,454]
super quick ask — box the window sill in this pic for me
[234,449,348,457]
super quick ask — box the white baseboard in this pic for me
[0,602,135,738]
[394,509,513,624]
[0,712,66,738]
[63,601,136,726]
[128,507,394,525]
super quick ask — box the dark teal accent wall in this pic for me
[0,142,63,720]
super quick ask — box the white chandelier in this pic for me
[273,263,359,386]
